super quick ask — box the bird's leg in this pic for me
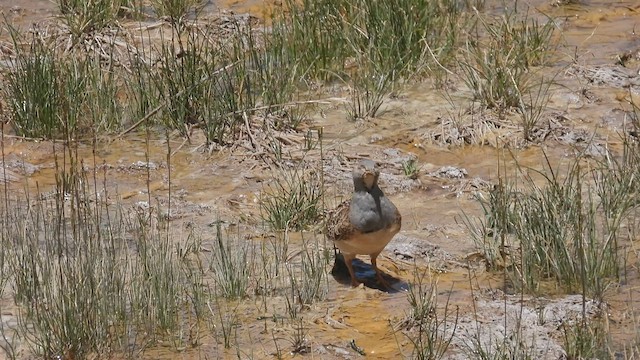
[371,252,390,289]
[343,253,361,287]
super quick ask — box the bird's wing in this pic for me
[326,200,359,242]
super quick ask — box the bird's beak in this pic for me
[362,171,376,190]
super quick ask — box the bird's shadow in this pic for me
[331,253,408,293]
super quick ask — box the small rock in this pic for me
[558,129,590,145]
[431,166,467,179]
[382,148,402,158]
[382,148,416,165]
[2,155,39,176]
[134,201,149,210]
[130,161,157,170]
[601,108,634,130]
[378,173,420,193]
[584,143,608,157]
[369,134,383,143]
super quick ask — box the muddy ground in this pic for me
[1,0,640,359]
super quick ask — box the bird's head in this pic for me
[353,159,379,191]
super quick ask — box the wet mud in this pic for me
[0,0,639,359]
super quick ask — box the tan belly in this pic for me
[335,225,400,256]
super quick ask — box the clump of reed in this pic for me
[466,136,640,298]
[57,0,123,40]
[275,0,472,119]
[459,6,556,140]
[0,130,221,358]
[395,267,457,359]
[259,163,323,232]
[4,27,122,139]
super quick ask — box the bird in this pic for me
[326,159,401,287]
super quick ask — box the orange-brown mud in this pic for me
[0,0,639,359]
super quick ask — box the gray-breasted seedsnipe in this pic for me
[327,160,401,287]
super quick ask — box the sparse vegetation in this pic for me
[466,143,637,297]
[57,0,122,39]
[151,0,202,24]
[562,320,610,360]
[402,158,420,180]
[2,154,206,358]
[284,234,329,318]
[459,6,556,133]
[0,0,637,358]
[259,164,323,231]
[209,222,252,299]
[396,268,457,360]
[462,330,538,360]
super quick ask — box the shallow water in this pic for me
[1,0,640,358]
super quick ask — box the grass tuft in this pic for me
[402,158,420,180]
[346,66,392,121]
[285,234,329,318]
[459,7,555,113]
[57,0,121,40]
[260,164,323,231]
[5,27,123,139]
[562,320,609,360]
[466,141,638,297]
[396,267,457,359]
[151,0,202,25]
[5,32,60,139]
[209,222,252,299]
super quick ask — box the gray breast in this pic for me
[349,191,397,233]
